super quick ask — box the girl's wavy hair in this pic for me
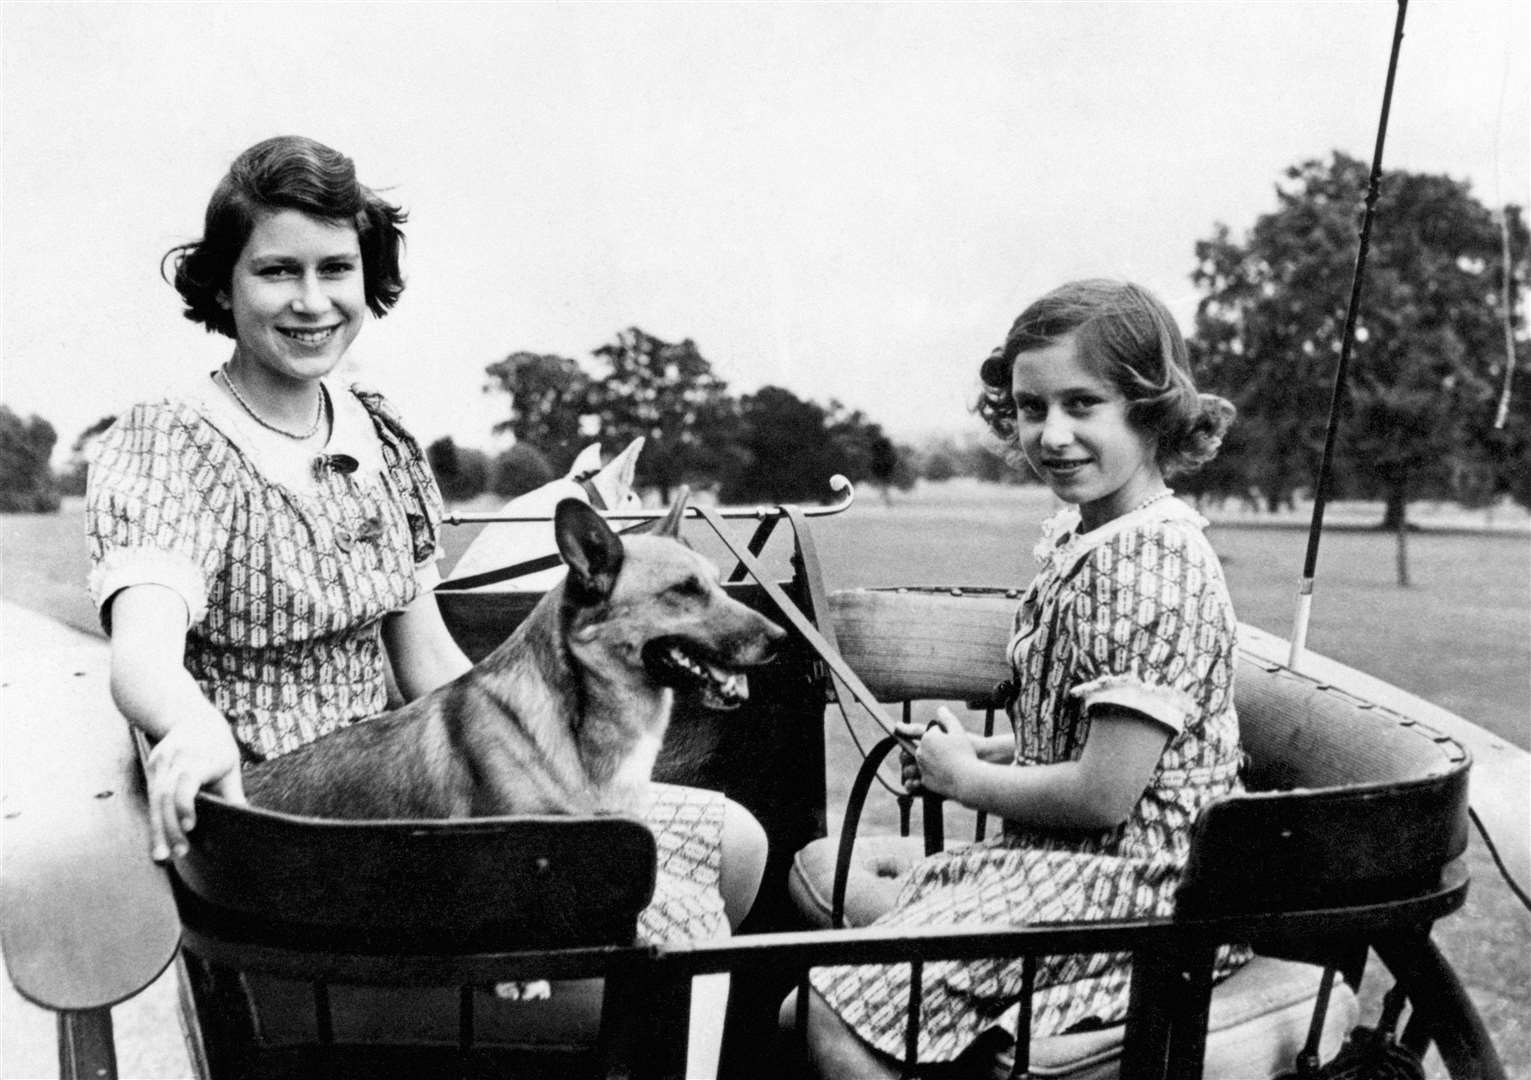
[975,279,1234,478]
[161,136,408,338]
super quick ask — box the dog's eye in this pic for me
[669,576,706,599]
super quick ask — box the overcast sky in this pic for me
[3,1,1527,459]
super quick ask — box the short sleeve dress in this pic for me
[87,381,444,761]
[86,376,729,944]
[810,496,1250,1061]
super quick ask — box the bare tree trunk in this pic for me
[1385,484,1412,587]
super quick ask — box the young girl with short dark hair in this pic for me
[89,134,765,942]
[792,278,1248,1077]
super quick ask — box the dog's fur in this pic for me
[244,495,785,819]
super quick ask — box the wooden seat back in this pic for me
[172,795,657,955]
[826,587,1017,705]
[1177,659,1470,919]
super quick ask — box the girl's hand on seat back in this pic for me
[143,716,246,861]
[104,583,249,861]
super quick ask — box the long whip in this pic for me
[1289,0,1410,668]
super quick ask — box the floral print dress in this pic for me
[810,496,1249,1061]
[86,377,727,944]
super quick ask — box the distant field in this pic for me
[4,485,1527,747]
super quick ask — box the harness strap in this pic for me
[435,518,650,593]
[688,504,912,753]
[832,735,905,929]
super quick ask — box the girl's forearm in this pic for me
[975,732,1016,765]
[948,757,1121,831]
[946,708,1173,831]
[383,590,473,701]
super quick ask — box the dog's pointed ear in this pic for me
[554,498,624,603]
[654,487,690,539]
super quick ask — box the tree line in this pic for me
[4,152,1527,523]
[431,327,916,505]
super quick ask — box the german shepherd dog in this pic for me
[244,494,785,819]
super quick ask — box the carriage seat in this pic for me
[790,829,1354,1078]
[786,589,1474,1078]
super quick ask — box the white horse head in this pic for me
[446,437,645,591]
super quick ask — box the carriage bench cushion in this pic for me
[985,955,1356,1080]
[790,835,1357,1079]
[788,833,926,931]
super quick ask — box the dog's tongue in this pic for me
[703,665,749,707]
[710,664,748,701]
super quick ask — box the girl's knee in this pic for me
[779,986,900,1080]
[722,798,767,868]
[719,798,767,928]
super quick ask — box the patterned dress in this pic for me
[811,496,1249,1061]
[86,377,727,944]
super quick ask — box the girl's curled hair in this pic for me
[975,278,1234,478]
[162,135,408,338]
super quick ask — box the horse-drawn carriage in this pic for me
[3,488,1520,1079]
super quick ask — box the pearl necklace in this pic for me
[1131,488,1175,514]
[219,364,328,441]
[1038,488,1177,565]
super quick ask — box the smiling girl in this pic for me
[91,137,458,847]
[790,279,1247,1078]
[86,136,765,949]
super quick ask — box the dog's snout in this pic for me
[751,611,788,662]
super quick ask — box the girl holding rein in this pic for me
[790,279,1248,1077]
[86,134,765,944]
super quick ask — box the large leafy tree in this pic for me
[1191,153,1528,536]
[584,328,738,496]
[481,351,592,473]
[718,387,916,504]
[826,403,916,502]
[484,329,915,503]
[0,406,61,513]
[483,330,738,495]
[425,436,490,503]
[488,443,555,499]
[57,414,117,496]
[719,386,843,504]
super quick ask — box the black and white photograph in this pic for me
[2,3,1527,1077]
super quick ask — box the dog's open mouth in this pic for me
[646,640,753,710]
